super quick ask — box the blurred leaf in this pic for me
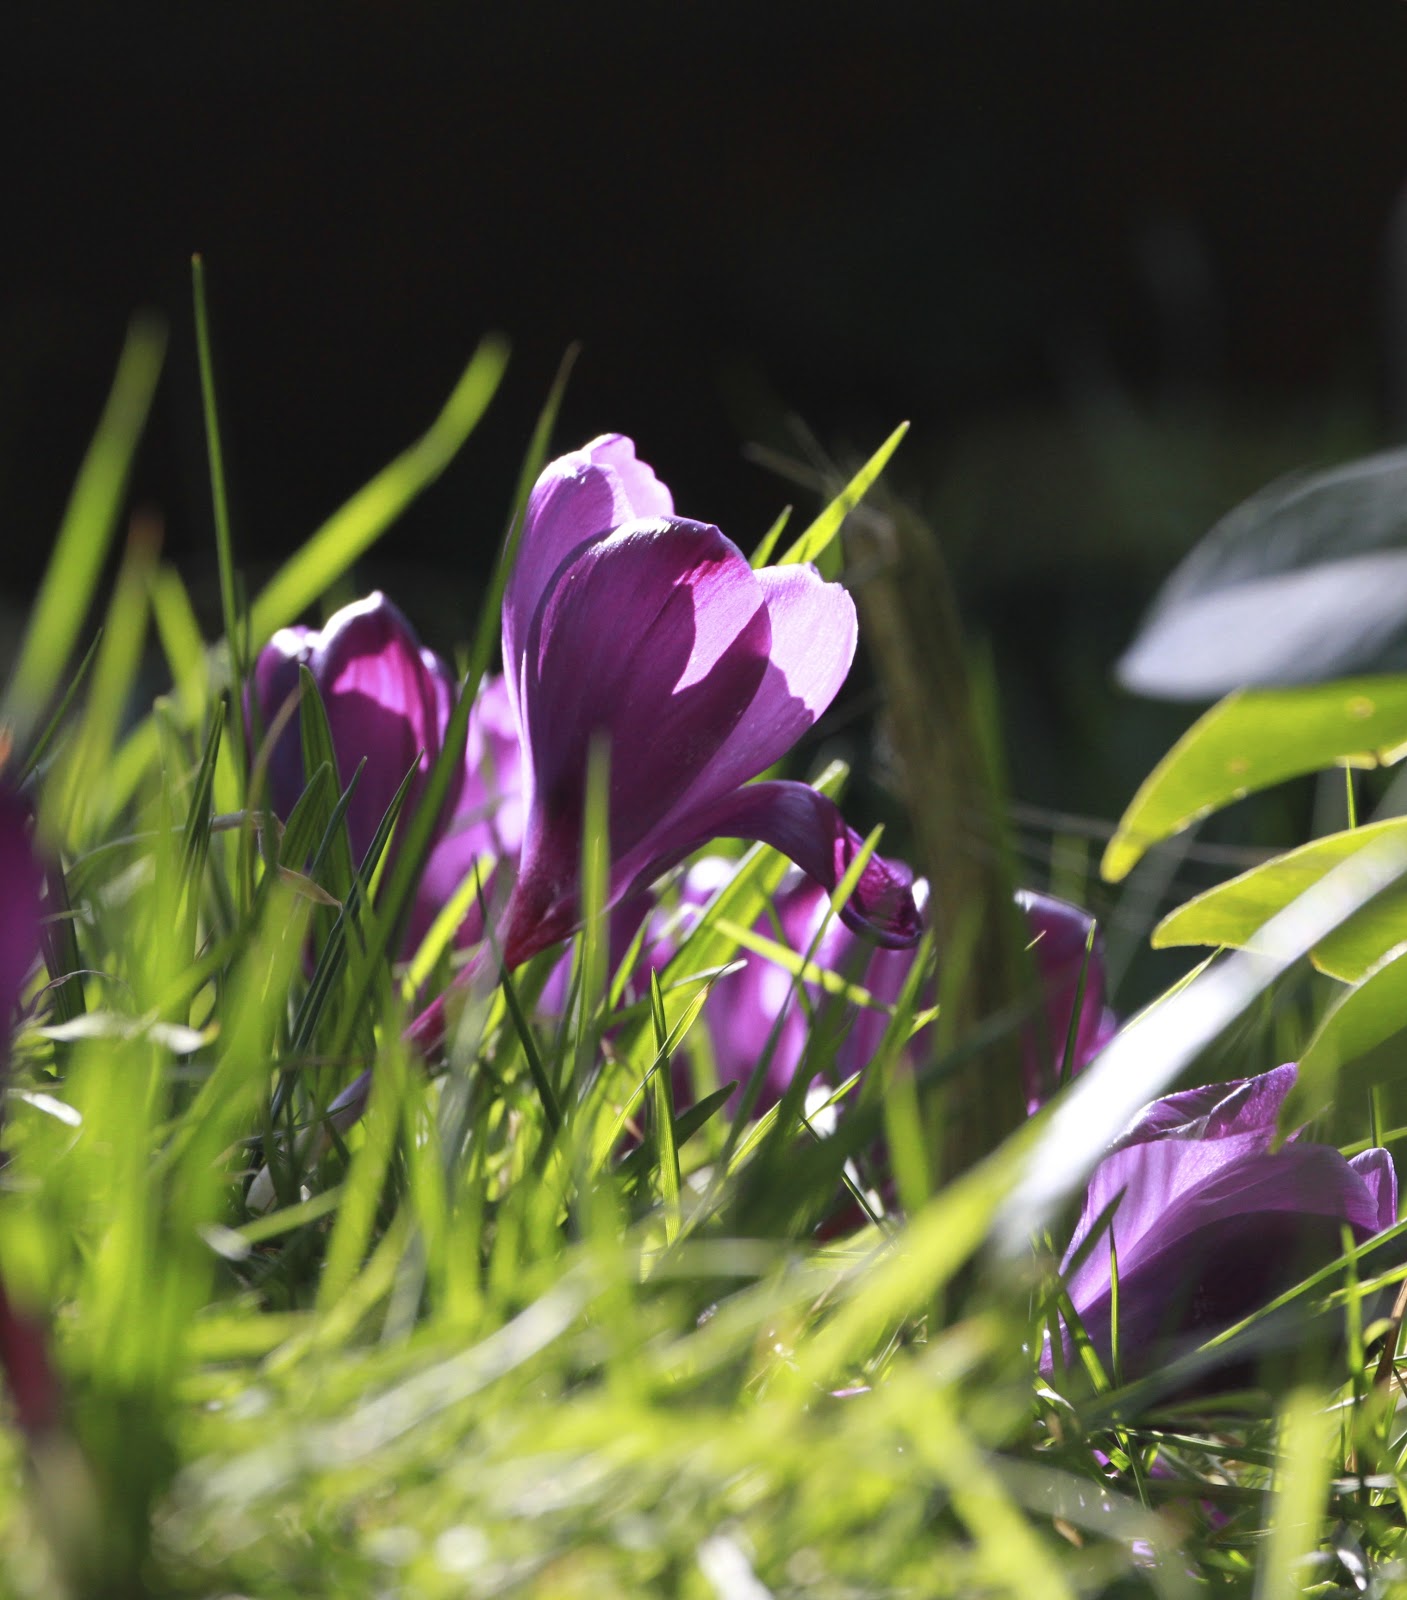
[1102,678,1407,883]
[1152,819,1407,982]
[1119,446,1407,699]
[2,317,166,742]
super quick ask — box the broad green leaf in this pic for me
[778,421,908,568]
[1152,818,1407,982]
[1288,942,1407,1128]
[1101,678,1407,883]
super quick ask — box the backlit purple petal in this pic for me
[1349,1147,1399,1233]
[1112,1064,1296,1153]
[503,434,672,733]
[251,593,460,871]
[1054,1063,1401,1380]
[676,564,857,811]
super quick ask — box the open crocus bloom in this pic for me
[252,594,523,951]
[1052,1065,1398,1383]
[495,434,921,968]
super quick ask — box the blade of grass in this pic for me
[2,317,166,742]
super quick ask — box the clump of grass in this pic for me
[0,286,1404,1600]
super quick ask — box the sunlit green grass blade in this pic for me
[13,631,103,788]
[247,338,508,649]
[335,352,574,1011]
[192,255,248,802]
[1254,1388,1335,1599]
[647,971,682,1242]
[47,523,158,848]
[2,318,166,744]
[749,504,792,568]
[1103,677,1407,883]
[778,420,909,568]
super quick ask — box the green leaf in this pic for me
[1101,678,1407,883]
[1287,942,1407,1127]
[777,421,908,568]
[1152,818,1407,982]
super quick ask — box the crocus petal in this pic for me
[252,594,461,870]
[310,594,460,863]
[673,564,858,813]
[1349,1147,1399,1233]
[503,519,774,962]
[0,788,43,1035]
[1113,1064,1297,1152]
[503,434,672,734]
[629,778,921,947]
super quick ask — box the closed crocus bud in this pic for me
[494,434,921,970]
[252,592,464,870]
[1050,1065,1398,1384]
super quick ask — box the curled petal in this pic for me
[634,778,922,948]
[1113,1064,1297,1153]
[1350,1146,1400,1233]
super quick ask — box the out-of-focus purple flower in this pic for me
[1050,1065,1398,1383]
[493,434,921,970]
[1018,888,1118,1109]
[252,593,524,952]
[659,866,1112,1119]
[0,786,43,1033]
[0,785,59,1440]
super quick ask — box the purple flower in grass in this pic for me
[252,594,523,954]
[493,434,921,972]
[1049,1065,1398,1386]
[661,867,1113,1122]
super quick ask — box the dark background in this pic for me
[6,1,1407,985]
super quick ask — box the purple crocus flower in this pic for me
[492,434,921,970]
[252,594,522,951]
[1051,1065,1398,1383]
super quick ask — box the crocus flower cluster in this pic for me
[494,435,920,967]
[251,436,919,979]
[1050,1064,1397,1384]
